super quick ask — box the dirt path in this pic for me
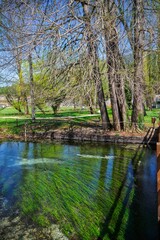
[0,114,99,120]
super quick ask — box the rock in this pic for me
[0,216,68,240]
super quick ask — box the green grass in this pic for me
[36,108,91,118]
[0,106,160,136]
[0,107,24,116]
[0,107,101,135]
[144,109,160,127]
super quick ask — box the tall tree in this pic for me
[131,0,145,128]
[78,0,111,129]
[102,0,127,130]
[28,53,35,121]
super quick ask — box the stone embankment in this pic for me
[0,124,158,146]
[23,127,158,146]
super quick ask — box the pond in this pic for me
[0,141,158,240]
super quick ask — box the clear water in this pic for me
[0,141,158,239]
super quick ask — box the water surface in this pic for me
[0,141,158,239]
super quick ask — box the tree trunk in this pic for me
[157,11,160,93]
[103,0,127,131]
[116,63,127,130]
[93,55,111,129]
[6,94,22,113]
[51,104,58,115]
[86,94,94,114]
[16,56,30,115]
[131,0,144,128]
[83,2,111,130]
[105,31,120,131]
[28,53,35,121]
[24,96,29,115]
[37,104,45,115]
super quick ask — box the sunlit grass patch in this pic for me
[0,106,160,136]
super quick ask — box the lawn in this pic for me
[0,106,160,136]
[144,109,160,126]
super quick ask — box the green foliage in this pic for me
[34,215,50,227]
[144,51,160,109]
[0,86,10,94]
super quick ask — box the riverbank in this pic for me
[28,128,147,144]
[0,107,159,145]
[0,126,158,146]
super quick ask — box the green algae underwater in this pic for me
[0,141,158,239]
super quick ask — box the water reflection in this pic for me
[0,141,158,239]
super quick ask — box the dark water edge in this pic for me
[0,141,159,240]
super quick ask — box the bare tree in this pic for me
[131,0,145,128]
[82,1,111,129]
[100,0,127,130]
[28,53,35,120]
[0,0,159,132]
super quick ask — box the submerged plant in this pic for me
[1,141,155,240]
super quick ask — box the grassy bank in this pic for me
[0,106,160,138]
